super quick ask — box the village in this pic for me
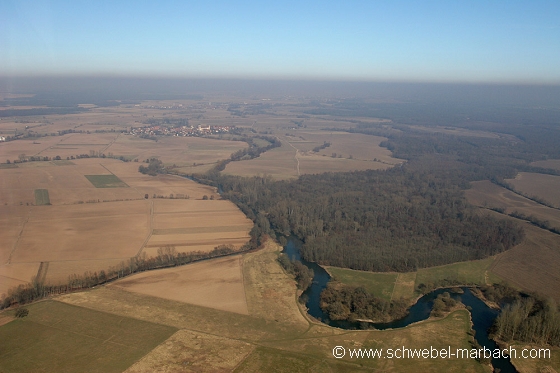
[127,123,235,137]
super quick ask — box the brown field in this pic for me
[111,255,249,315]
[466,181,560,300]
[11,201,149,263]
[224,131,403,180]
[224,141,301,179]
[44,259,126,284]
[0,157,233,206]
[531,159,560,171]
[0,132,246,167]
[142,198,252,256]
[103,134,247,166]
[0,263,41,297]
[506,172,560,208]
[465,180,560,231]
[0,156,250,290]
[489,215,560,302]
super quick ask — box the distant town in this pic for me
[127,124,235,138]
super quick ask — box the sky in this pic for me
[1,0,559,84]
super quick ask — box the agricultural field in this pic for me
[506,172,560,208]
[465,180,560,231]
[33,189,51,205]
[0,241,487,373]
[326,267,398,301]
[111,255,249,315]
[0,156,251,294]
[327,256,497,303]
[85,174,128,188]
[224,131,403,180]
[488,214,560,302]
[0,301,177,373]
[531,159,560,171]
[142,198,252,256]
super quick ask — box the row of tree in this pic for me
[212,135,281,172]
[0,243,251,310]
[277,253,314,291]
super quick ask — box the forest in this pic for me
[211,167,524,272]
[195,112,560,272]
[492,296,560,346]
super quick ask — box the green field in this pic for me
[415,257,499,290]
[328,257,499,301]
[0,301,177,373]
[85,174,128,188]
[240,310,485,373]
[327,267,398,301]
[34,189,51,205]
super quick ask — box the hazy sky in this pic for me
[2,1,559,84]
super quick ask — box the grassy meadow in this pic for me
[0,301,177,373]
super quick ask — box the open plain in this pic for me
[1,94,559,373]
[0,241,488,373]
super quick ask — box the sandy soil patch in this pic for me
[111,255,249,315]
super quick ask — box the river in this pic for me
[283,236,516,372]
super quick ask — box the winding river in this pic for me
[284,236,516,372]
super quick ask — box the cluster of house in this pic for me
[127,124,234,137]
[141,104,185,109]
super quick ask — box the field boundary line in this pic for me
[239,255,250,316]
[278,136,300,176]
[388,275,399,302]
[135,200,154,257]
[98,163,130,187]
[100,133,120,154]
[7,209,31,264]
[492,179,560,211]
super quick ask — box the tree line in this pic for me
[277,253,314,291]
[0,243,254,310]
